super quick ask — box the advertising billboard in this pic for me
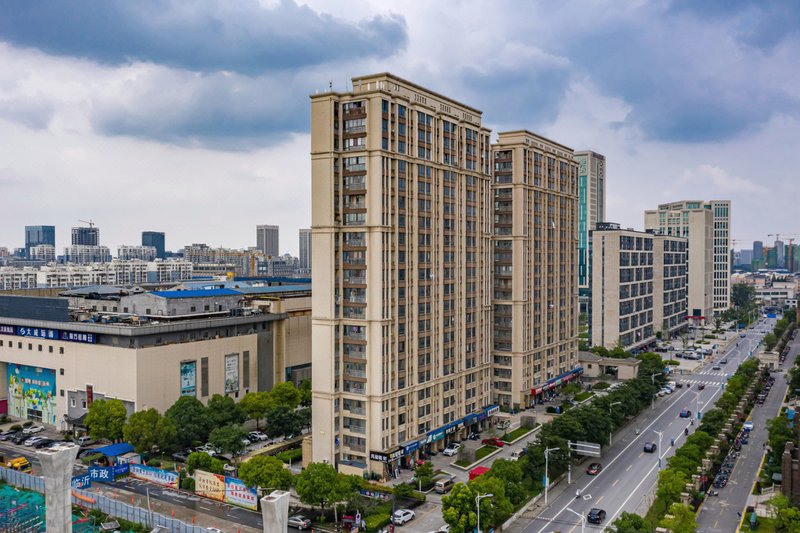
[224,476,258,510]
[129,464,178,489]
[7,364,57,425]
[224,354,239,393]
[195,470,225,502]
[180,361,197,396]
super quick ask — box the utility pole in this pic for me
[544,447,560,505]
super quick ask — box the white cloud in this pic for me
[678,164,768,195]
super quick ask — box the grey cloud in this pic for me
[0,0,407,75]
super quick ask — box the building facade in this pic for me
[311,73,495,473]
[71,226,100,246]
[142,232,166,259]
[491,131,579,409]
[753,241,764,269]
[64,245,111,264]
[709,200,731,312]
[29,245,56,263]
[257,225,280,257]
[117,245,157,262]
[299,228,312,272]
[644,201,721,322]
[25,226,55,258]
[589,223,688,350]
[574,151,605,294]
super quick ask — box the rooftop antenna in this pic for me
[329,81,333,91]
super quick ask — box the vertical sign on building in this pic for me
[180,361,197,396]
[86,384,94,408]
[224,354,239,393]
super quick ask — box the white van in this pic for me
[435,477,455,494]
[77,436,95,447]
[509,449,525,461]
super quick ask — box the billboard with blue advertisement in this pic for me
[180,361,196,396]
[224,476,258,510]
[129,464,178,489]
[72,474,91,489]
[7,364,57,425]
[89,463,130,482]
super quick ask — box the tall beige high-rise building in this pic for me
[492,131,579,409]
[310,74,495,473]
[644,201,726,322]
[589,223,687,350]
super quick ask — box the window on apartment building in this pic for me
[38,344,42,352]
[201,357,209,397]
[28,343,32,350]
[71,398,76,408]
[59,347,64,354]
[243,351,250,389]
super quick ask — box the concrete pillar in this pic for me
[37,443,80,533]
[261,490,290,533]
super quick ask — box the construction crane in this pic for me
[77,219,96,228]
[768,233,798,270]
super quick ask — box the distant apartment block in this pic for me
[574,151,605,293]
[29,244,56,263]
[64,245,111,264]
[142,231,166,259]
[311,73,496,472]
[298,228,312,272]
[257,225,280,257]
[644,200,731,321]
[118,245,157,262]
[492,131,579,409]
[24,225,55,258]
[589,223,688,350]
[0,260,193,290]
[71,226,100,246]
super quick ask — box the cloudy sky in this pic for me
[1,0,798,255]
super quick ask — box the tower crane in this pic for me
[78,219,96,228]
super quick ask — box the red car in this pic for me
[586,462,602,475]
[482,437,505,448]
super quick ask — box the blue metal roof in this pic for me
[94,442,135,457]
[232,285,311,295]
[150,289,241,299]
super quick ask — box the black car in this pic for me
[172,452,189,463]
[698,384,705,390]
[644,442,657,453]
[468,432,481,440]
[587,508,607,524]
[720,359,727,365]
[33,439,54,449]
[0,430,18,441]
[12,433,28,445]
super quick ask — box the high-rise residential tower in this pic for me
[71,226,99,246]
[492,131,579,409]
[709,200,732,312]
[257,225,280,257]
[775,240,785,269]
[25,225,55,258]
[142,231,166,259]
[573,151,605,300]
[644,201,717,322]
[311,73,495,473]
[298,228,312,272]
[753,240,764,269]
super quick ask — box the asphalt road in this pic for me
[696,320,794,533]
[520,319,774,533]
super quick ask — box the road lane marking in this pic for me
[626,464,632,471]
[638,452,643,459]
[612,479,619,487]
[597,496,604,504]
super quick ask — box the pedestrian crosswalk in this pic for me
[680,378,724,386]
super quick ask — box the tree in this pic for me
[207,394,247,427]
[415,461,435,489]
[656,469,687,513]
[732,283,756,309]
[165,396,212,449]
[612,512,650,533]
[265,405,302,438]
[239,392,271,429]
[298,379,312,408]
[561,383,581,402]
[186,451,225,475]
[238,455,293,492]
[769,494,800,532]
[442,483,478,533]
[713,315,724,332]
[486,458,527,506]
[270,382,302,410]
[467,475,514,528]
[85,399,127,442]
[764,332,778,351]
[123,408,177,454]
[294,462,355,515]
[209,425,248,457]
[659,503,698,533]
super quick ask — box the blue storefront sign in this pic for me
[16,326,59,340]
[89,463,130,482]
[13,325,96,343]
[72,474,91,489]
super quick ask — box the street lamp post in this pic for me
[609,401,622,446]
[565,507,586,533]
[654,430,663,469]
[650,373,661,410]
[476,493,494,533]
[544,447,560,505]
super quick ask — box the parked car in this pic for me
[434,477,455,494]
[77,436,95,447]
[468,432,481,440]
[442,443,461,457]
[11,433,28,445]
[391,509,416,525]
[509,449,525,461]
[24,436,47,446]
[586,462,602,475]
[679,409,692,418]
[587,508,607,524]
[33,438,55,449]
[172,452,189,463]
[644,442,657,453]
[22,425,45,435]
[287,515,312,530]
[743,421,754,432]
[240,438,252,447]
[481,437,505,448]
[0,430,18,441]
[248,431,268,442]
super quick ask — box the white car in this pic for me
[241,438,252,447]
[509,449,525,461]
[24,436,47,446]
[391,509,416,525]
[248,431,268,442]
[22,425,45,435]
[427,526,451,533]
[442,443,461,456]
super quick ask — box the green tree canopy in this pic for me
[238,455,293,492]
[265,405,303,438]
[294,462,356,513]
[764,332,778,351]
[486,458,527,506]
[209,424,248,457]
[298,379,312,407]
[85,398,127,442]
[442,483,478,533]
[659,502,698,533]
[239,392,271,429]
[165,396,212,449]
[656,468,687,510]
[612,512,650,533]
[186,451,225,475]
[207,394,247,427]
[269,382,302,410]
[467,474,514,528]
[731,283,756,309]
[123,408,177,454]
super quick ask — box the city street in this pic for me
[512,320,773,532]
